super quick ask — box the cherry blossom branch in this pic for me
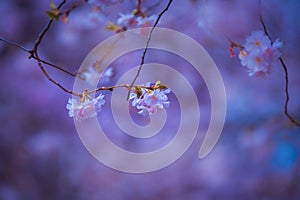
[28,0,86,79]
[1,0,172,100]
[0,0,88,95]
[28,0,89,79]
[25,0,77,95]
[0,0,81,78]
[127,0,173,99]
[227,3,300,127]
[86,82,162,94]
[29,1,83,96]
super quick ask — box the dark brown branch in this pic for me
[227,37,244,50]
[30,20,54,54]
[88,84,130,94]
[34,51,81,96]
[62,0,88,21]
[127,0,173,99]
[259,16,272,42]
[137,0,142,11]
[132,0,146,17]
[30,0,67,55]
[30,55,81,78]
[259,3,300,127]
[258,0,272,42]
[279,57,300,127]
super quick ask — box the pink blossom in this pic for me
[244,31,271,53]
[129,83,170,116]
[66,94,105,120]
[117,13,157,29]
[137,15,156,27]
[238,30,282,76]
[82,66,114,86]
[117,13,138,28]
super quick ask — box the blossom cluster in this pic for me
[117,13,156,29]
[66,81,171,119]
[66,93,105,120]
[81,61,114,86]
[238,31,283,76]
[106,13,156,33]
[129,82,171,116]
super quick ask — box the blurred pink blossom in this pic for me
[66,94,105,120]
[239,31,282,76]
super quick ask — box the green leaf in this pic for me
[47,2,60,20]
[136,87,143,98]
[155,80,161,87]
[50,2,57,10]
[47,11,59,21]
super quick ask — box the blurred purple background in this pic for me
[0,0,300,199]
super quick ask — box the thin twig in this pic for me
[133,0,147,17]
[137,0,142,11]
[27,0,83,96]
[259,1,300,127]
[0,37,81,78]
[0,38,30,52]
[127,0,173,99]
[226,36,244,50]
[30,0,67,54]
[259,16,272,42]
[62,0,88,19]
[258,0,271,43]
[88,84,130,94]
[279,57,300,127]
[87,83,155,94]
[34,51,80,96]
[35,56,80,78]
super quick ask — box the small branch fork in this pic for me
[1,0,83,96]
